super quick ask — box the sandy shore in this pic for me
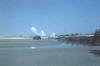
[0,37,32,40]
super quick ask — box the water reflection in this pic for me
[89,50,100,57]
[57,39,98,46]
[0,43,83,50]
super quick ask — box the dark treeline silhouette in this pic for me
[56,29,100,45]
[93,29,100,44]
[56,36,93,45]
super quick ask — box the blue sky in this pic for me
[0,0,100,36]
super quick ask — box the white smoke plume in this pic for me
[40,30,46,36]
[51,32,56,37]
[30,26,46,36]
[30,27,40,35]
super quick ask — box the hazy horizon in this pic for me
[0,0,100,36]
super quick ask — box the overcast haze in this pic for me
[0,0,100,36]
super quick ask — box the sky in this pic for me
[0,0,100,36]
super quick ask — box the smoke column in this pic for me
[30,27,40,35]
[51,32,56,37]
[40,30,46,36]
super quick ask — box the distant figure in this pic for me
[33,36,41,40]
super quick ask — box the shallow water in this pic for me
[0,43,83,50]
[0,39,100,66]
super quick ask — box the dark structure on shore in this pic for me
[93,29,100,44]
[33,36,41,40]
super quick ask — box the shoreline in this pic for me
[0,37,32,40]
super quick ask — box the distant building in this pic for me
[41,36,49,39]
[33,36,41,40]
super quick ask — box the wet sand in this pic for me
[0,39,100,66]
